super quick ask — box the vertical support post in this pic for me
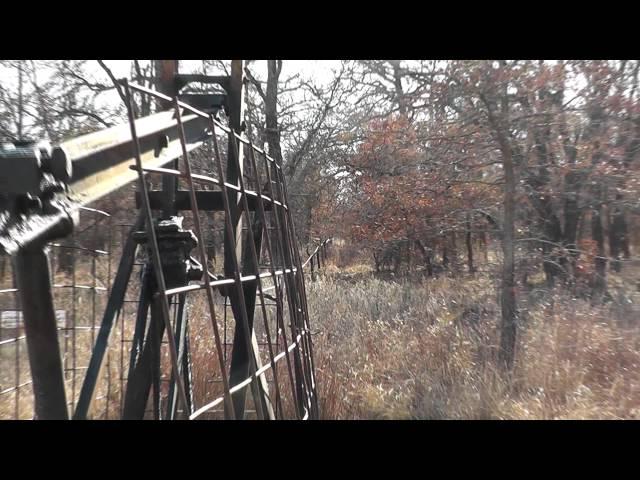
[310,251,315,281]
[155,60,179,109]
[156,60,179,218]
[166,293,190,420]
[224,59,245,277]
[225,60,273,419]
[122,289,166,420]
[267,166,313,417]
[14,246,68,420]
[251,330,275,419]
[225,60,248,417]
[73,213,143,420]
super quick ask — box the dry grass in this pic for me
[3,246,640,420]
[1,259,135,420]
[309,269,640,420]
[1,257,296,419]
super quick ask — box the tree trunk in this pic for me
[480,230,489,263]
[563,172,582,259]
[265,60,283,164]
[450,230,458,273]
[415,240,433,276]
[526,114,566,286]
[612,91,640,265]
[591,198,607,300]
[466,213,475,274]
[17,62,23,139]
[154,60,178,111]
[487,88,519,371]
[499,143,517,370]
[389,60,407,116]
[557,77,583,279]
[373,250,381,273]
[442,240,449,270]
[609,200,625,272]
[264,61,287,260]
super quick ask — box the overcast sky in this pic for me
[92,60,342,113]
[0,60,344,141]
[100,60,340,84]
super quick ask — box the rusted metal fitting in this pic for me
[133,216,203,289]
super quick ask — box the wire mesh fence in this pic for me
[0,77,332,420]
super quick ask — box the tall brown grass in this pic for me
[310,270,640,419]
[3,251,640,420]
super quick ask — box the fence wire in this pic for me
[0,80,332,420]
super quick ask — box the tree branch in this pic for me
[97,60,127,105]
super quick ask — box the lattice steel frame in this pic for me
[0,60,320,420]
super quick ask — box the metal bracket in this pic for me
[133,216,203,290]
[0,140,72,196]
[178,93,227,116]
[0,141,77,253]
[174,74,230,92]
[0,140,75,419]
[0,109,211,255]
[174,73,229,116]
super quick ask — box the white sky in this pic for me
[0,60,342,140]
[1,60,593,141]
[100,60,340,84]
[93,60,341,114]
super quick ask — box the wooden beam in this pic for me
[135,191,272,212]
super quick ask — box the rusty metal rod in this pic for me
[163,268,296,296]
[189,332,308,420]
[173,99,235,419]
[207,115,265,420]
[123,81,190,417]
[125,82,282,170]
[131,165,287,208]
